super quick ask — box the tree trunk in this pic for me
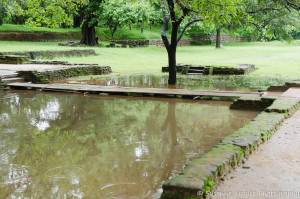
[0,18,2,26]
[216,26,221,48]
[109,24,117,38]
[168,23,179,85]
[78,21,99,46]
[73,15,82,28]
[141,21,144,33]
[167,46,177,85]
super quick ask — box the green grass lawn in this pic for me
[0,40,300,78]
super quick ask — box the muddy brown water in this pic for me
[0,91,259,198]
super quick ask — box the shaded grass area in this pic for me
[0,24,80,33]
[0,40,299,90]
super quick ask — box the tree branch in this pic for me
[248,7,282,14]
[161,0,167,20]
[285,0,300,10]
[167,0,176,22]
[161,15,171,48]
[177,18,202,43]
[175,0,192,15]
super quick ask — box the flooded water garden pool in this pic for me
[0,91,259,198]
[66,73,294,92]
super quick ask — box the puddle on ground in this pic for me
[0,91,259,198]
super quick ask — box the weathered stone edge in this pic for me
[161,98,300,199]
[265,97,300,115]
[230,97,275,111]
[0,77,6,92]
[18,65,112,84]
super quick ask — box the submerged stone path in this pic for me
[6,82,263,99]
[211,90,300,199]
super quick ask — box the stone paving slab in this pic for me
[7,82,264,98]
[0,64,80,71]
[281,87,300,98]
[0,69,18,78]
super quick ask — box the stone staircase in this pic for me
[0,70,24,84]
[186,66,205,75]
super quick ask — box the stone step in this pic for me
[2,77,25,83]
[186,73,203,75]
[189,66,205,70]
[187,69,203,73]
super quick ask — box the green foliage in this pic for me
[239,0,300,41]
[97,0,134,38]
[131,0,156,33]
[0,2,7,25]
[1,0,88,28]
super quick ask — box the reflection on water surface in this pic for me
[67,74,291,91]
[0,91,259,198]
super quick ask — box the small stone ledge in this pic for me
[0,55,30,64]
[0,50,96,60]
[230,96,274,110]
[265,98,300,115]
[161,99,299,198]
[0,77,6,92]
[222,112,286,155]
[18,65,112,84]
[205,64,255,75]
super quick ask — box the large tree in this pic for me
[77,0,104,46]
[158,0,243,85]
[2,0,103,46]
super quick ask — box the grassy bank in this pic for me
[0,40,300,78]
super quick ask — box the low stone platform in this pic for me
[0,55,30,64]
[18,65,111,84]
[162,64,255,75]
[281,87,300,98]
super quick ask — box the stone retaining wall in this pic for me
[190,33,250,44]
[0,31,81,42]
[161,98,300,198]
[18,65,112,84]
[204,64,256,75]
[0,55,30,64]
[230,97,275,110]
[112,38,194,47]
[0,50,96,60]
